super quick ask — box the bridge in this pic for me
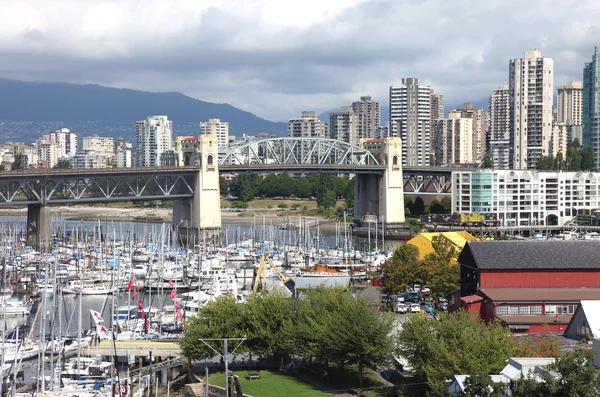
[0,136,465,248]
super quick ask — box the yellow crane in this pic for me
[252,254,296,296]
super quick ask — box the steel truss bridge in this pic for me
[0,138,470,206]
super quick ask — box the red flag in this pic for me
[175,309,182,321]
[127,278,134,291]
[137,298,143,310]
[174,300,180,311]
[168,279,174,287]
[170,288,176,300]
[132,287,137,300]
[145,319,149,332]
[182,319,185,331]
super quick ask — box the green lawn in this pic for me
[209,370,329,397]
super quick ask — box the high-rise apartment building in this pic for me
[583,47,600,167]
[48,128,78,158]
[136,115,173,167]
[489,83,511,169]
[434,112,473,166]
[450,103,489,163]
[509,50,554,169]
[557,81,583,126]
[288,111,328,138]
[351,96,381,140]
[83,134,115,163]
[550,123,569,158]
[329,106,359,146]
[200,118,229,147]
[389,78,432,166]
[36,135,60,168]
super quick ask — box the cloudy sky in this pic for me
[1,0,599,121]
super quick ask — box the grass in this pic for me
[209,370,330,397]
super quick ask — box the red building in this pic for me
[455,240,600,333]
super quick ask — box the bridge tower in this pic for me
[172,134,222,236]
[354,137,405,226]
[26,204,51,250]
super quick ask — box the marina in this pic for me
[0,214,395,396]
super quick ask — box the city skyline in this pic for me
[1,0,599,121]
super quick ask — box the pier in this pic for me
[83,340,181,357]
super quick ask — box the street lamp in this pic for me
[199,337,247,397]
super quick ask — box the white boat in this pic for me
[582,232,600,240]
[1,341,41,362]
[0,298,33,317]
[62,280,117,295]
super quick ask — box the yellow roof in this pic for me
[408,231,476,255]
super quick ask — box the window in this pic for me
[496,306,508,315]
[207,155,214,165]
[508,306,519,315]
[545,305,556,314]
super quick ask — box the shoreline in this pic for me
[0,205,335,227]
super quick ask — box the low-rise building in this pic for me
[73,150,109,169]
[406,231,476,261]
[452,169,600,227]
[456,240,600,333]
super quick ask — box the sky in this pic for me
[1,0,599,121]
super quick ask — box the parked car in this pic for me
[438,302,448,311]
[394,294,405,303]
[421,285,431,294]
[404,292,419,303]
[413,284,421,293]
[396,303,408,314]
[381,294,389,304]
[410,304,420,313]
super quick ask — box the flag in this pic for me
[175,309,182,321]
[182,319,185,331]
[97,324,109,340]
[170,288,176,300]
[127,278,134,291]
[138,299,143,310]
[174,299,180,311]
[90,309,104,324]
[132,287,137,300]
[145,319,149,333]
[168,279,174,287]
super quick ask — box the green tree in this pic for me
[53,158,71,169]
[11,154,25,170]
[219,176,230,195]
[405,196,414,216]
[481,155,493,169]
[441,196,452,213]
[421,235,459,298]
[404,219,422,235]
[229,174,256,201]
[179,296,247,360]
[412,196,425,216]
[294,177,312,199]
[277,202,288,209]
[317,189,337,209]
[278,172,295,197]
[381,244,420,296]
[512,348,600,397]
[335,177,348,199]
[459,373,505,397]
[581,146,596,171]
[536,155,553,171]
[429,199,444,214]
[244,291,298,367]
[344,178,355,211]
[398,310,517,396]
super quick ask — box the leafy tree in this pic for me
[179,296,247,360]
[536,156,553,171]
[398,310,517,396]
[404,219,422,235]
[53,158,71,169]
[421,235,459,298]
[441,197,452,213]
[512,348,600,397]
[317,189,337,209]
[11,154,26,170]
[459,373,505,397]
[405,196,414,216]
[229,174,256,201]
[344,178,355,211]
[412,196,425,216]
[335,177,348,199]
[294,177,312,199]
[481,155,493,169]
[291,203,301,209]
[429,199,444,214]
[381,244,420,296]
[278,172,295,197]
[219,176,230,195]
[581,146,596,171]
[277,202,288,209]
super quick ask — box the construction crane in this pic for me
[252,254,296,296]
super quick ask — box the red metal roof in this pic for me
[460,295,483,304]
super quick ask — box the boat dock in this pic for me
[83,340,181,357]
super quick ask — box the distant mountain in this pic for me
[0,79,287,142]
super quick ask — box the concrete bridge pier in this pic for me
[354,137,405,227]
[26,204,51,250]
[173,134,222,239]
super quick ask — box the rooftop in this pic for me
[480,287,600,302]
[459,240,600,270]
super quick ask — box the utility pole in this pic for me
[199,337,246,397]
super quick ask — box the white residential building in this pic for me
[83,135,115,164]
[36,135,60,168]
[116,142,133,168]
[48,128,78,158]
[452,169,600,227]
[200,118,229,147]
[288,111,328,138]
[73,150,109,169]
[509,50,554,169]
[451,103,489,162]
[136,115,173,167]
[434,112,473,166]
[550,123,569,158]
[389,78,432,166]
[489,83,511,169]
[351,96,381,140]
[329,106,360,146]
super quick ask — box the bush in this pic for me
[277,203,289,209]
[232,201,249,209]
[291,203,301,209]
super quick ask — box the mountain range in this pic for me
[0,78,288,142]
